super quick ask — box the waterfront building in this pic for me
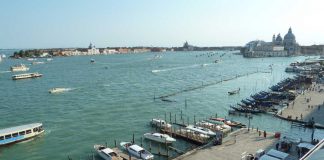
[242,27,299,57]
[87,43,100,55]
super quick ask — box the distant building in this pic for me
[300,45,324,55]
[87,43,100,55]
[183,41,194,51]
[242,27,299,57]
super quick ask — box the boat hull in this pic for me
[0,130,44,146]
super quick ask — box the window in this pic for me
[26,130,32,134]
[5,135,11,139]
[0,136,4,140]
[33,128,38,132]
[19,131,25,135]
[12,133,18,137]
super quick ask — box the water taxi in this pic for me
[0,123,44,146]
[120,142,154,160]
[10,64,29,72]
[186,125,216,136]
[94,144,123,160]
[143,133,176,144]
[49,88,70,94]
[12,73,43,80]
[151,118,172,128]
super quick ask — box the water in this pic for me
[0,50,323,160]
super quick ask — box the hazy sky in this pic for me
[1,0,324,48]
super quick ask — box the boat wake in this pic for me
[0,70,11,73]
[152,63,212,73]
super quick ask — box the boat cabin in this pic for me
[0,123,44,145]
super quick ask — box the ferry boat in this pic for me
[94,144,123,160]
[49,88,70,94]
[12,73,43,80]
[150,118,172,128]
[0,123,44,146]
[10,64,29,72]
[186,125,216,136]
[120,142,154,160]
[143,133,176,144]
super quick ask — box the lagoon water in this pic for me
[0,50,323,160]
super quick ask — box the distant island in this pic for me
[11,42,241,58]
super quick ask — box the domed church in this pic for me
[283,27,299,54]
[242,27,299,57]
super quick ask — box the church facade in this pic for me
[242,27,299,58]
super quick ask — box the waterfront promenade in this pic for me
[174,129,280,160]
[277,83,324,127]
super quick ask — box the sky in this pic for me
[0,0,324,48]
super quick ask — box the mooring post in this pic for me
[132,133,135,144]
[175,114,177,124]
[215,113,217,118]
[105,141,108,147]
[194,115,196,124]
[181,110,183,120]
[158,143,161,155]
[149,141,152,151]
[169,112,171,123]
[187,117,189,126]
[141,137,143,147]
[165,112,167,123]
[114,140,117,147]
[185,99,187,108]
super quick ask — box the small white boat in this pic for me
[49,88,70,94]
[10,64,29,72]
[1,54,6,58]
[0,123,44,146]
[120,142,154,160]
[90,59,95,63]
[12,73,42,80]
[180,129,210,139]
[186,125,216,136]
[94,144,123,160]
[32,61,45,65]
[151,119,172,128]
[46,58,53,61]
[27,58,37,61]
[143,133,176,144]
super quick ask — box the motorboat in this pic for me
[186,125,216,136]
[32,61,45,65]
[151,119,171,128]
[94,144,123,160]
[10,64,29,72]
[27,58,37,61]
[0,123,44,146]
[49,88,71,94]
[120,142,154,160]
[210,118,246,128]
[12,73,42,80]
[90,59,95,63]
[228,88,240,95]
[143,133,176,144]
